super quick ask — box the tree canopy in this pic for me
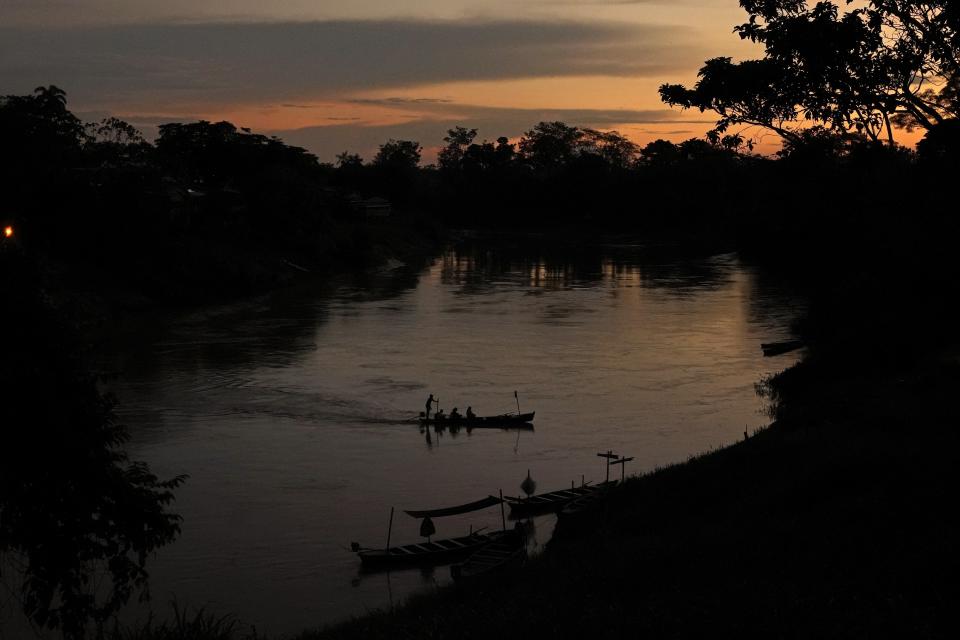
[372,139,422,170]
[660,1,960,146]
[517,121,638,171]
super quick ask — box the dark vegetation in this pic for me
[0,87,441,310]
[3,0,960,636]
[1,246,185,637]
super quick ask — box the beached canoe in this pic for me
[504,485,597,518]
[352,495,507,570]
[450,529,526,584]
[353,532,496,570]
[555,482,618,537]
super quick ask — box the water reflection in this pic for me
[439,237,734,297]
[98,236,804,636]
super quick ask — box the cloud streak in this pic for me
[0,18,704,109]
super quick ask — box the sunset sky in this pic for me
[1,1,769,160]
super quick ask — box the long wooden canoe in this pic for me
[504,484,596,518]
[353,531,496,570]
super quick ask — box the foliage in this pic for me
[0,85,87,151]
[87,117,146,146]
[156,120,319,187]
[0,248,186,638]
[335,151,363,169]
[372,139,422,170]
[438,127,478,172]
[515,122,637,172]
[517,121,584,170]
[639,139,683,165]
[440,134,516,176]
[661,1,960,145]
[916,118,960,162]
[108,602,263,640]
[0,85,88,204]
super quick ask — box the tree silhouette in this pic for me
[518,121,583,171]
[438,126,478,172]
[373,139,422,170]
[1,249,185,638]
[661,1,960,145]
[86,117,145,146]
[336,151,363,169]
[640,139,683,166]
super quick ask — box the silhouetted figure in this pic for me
[425,393,438,420]
[435,409,446,421]
[466,406,476,419]
[450,407,461,420]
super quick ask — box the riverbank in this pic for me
[301,346,958,638]
[35,213,444,345]
[91,233,957,640]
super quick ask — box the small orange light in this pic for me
[2,226,12,239]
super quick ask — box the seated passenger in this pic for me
[435,409,446,420]
[466,406,476,419]
[450,407,462,420]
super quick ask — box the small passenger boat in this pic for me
[418,411,535,428]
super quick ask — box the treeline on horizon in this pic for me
[4,81,959,372]
[3,85,959,301]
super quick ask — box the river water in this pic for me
[98,236,803,636]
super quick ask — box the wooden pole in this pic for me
[598,452,618,484]
[499,489,506,531]
[385,506,395,551]
[610,456,634,483]
[514,391,521,415]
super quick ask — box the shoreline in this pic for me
[303,345,959,638]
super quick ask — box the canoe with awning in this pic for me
[352,495,507,569]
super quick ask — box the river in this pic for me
[100,236,804,636]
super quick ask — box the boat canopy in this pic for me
[404,495,502,519]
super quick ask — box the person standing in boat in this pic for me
[425,393,439,420]
[466,406,476,419]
